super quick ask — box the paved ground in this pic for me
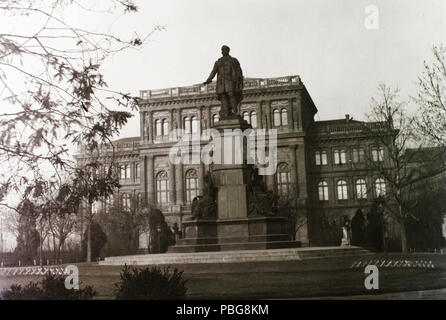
[297,288,446,300]
[1,252,446,299]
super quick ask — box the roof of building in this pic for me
[139,75,302,100]
[113,136,139,144]
[314,115,362,126]
[405,146,446,163]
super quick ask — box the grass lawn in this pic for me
[1,252,446,299]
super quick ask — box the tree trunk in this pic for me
[398,204,408,253]
[400,220,408,253]
[86,222,92,263]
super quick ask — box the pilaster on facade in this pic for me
[146,154,155,205]
[175,163,184,205]
[256,100,263,129]
[289,144,298,195]
[296,143,308,200]
[288,98,294,131]
[169,162,176,205]
[147,111,153,144]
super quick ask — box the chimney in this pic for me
[345,114,350,123]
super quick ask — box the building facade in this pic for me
[76,75,393,248]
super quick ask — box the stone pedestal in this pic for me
[169,216,298,252]
[169,116,300,253]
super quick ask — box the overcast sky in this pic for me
[97,0,446,138]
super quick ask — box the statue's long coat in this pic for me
[206,55,244,96]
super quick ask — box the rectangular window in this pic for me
[321,151,328,165]
[334,149,346,165]
[355,179,367,199]
[315,151,328,166]
[337,180,348,200]
[318,182,329,201]
[315,151,321,166]
[126,165,131,179]
[372,146,384,162]
[352,148,365,163]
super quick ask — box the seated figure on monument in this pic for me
[246,165,278,217]
[203,45,244,118]
[190,172,217,220]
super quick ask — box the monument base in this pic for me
[168,216,300,253]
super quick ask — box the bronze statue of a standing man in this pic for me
[203,45,243,118]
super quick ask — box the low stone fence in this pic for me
[0,266,69,277]
[350,259,435,269]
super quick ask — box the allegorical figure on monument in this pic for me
[203,45,244,118]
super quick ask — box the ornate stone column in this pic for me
[296,144,308,199]
[147,111,153,144]
[288,98,294,130]
[257,100,263,129]
[295,144,309,247]
[140,155,147,204]
[147,155,155,205]
[198,106,203,134]
[289,144,298,195]
[206,106,211,128]
[177,109,182,129]
[169,109,174,132]
[296,95,303,130]
[169,162,176,204]
[266,100,272,129]
[140,111,146,142]
[175,163,184,205]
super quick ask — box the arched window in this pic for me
[185,169,199,203]
[355,179,367,199]
[276,163,291,196]
[162,119,169,136]
[250,111,257,128]
[191,116,199,134]
[273,109,281,126]
[183,117,191,134]
[155,119,162,136]
[281,108,288,126]
[121,193,131,211]
[337,180,348,200]
[318,181,329,201]
[242,111,250,123]
[212,114,219,125]
[375,178,386,197]
[156,171,169,204]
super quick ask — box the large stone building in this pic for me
[76,75,394,248]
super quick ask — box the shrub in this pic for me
[0,273,97,300]
[115,265,187,300]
